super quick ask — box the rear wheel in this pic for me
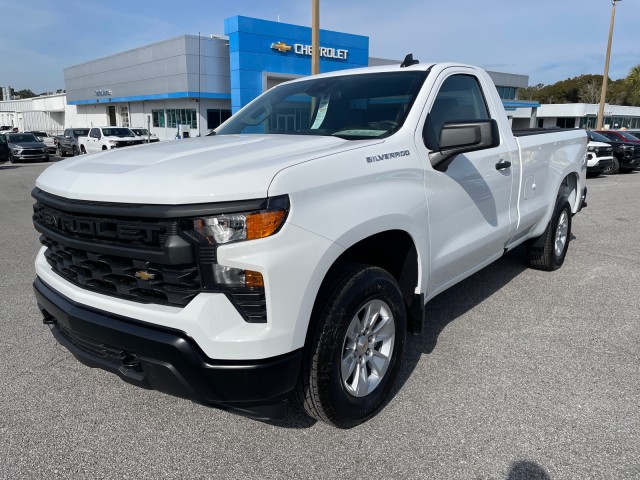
[295,263,406,428]
[527,196,572,271]
[80,145,87,154]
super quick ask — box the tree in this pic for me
[15,89,36,99]
[626,65,640,106]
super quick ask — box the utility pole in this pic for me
[597,0,622,129]
[311,0,320,75]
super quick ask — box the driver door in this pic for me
[416,69,518,297]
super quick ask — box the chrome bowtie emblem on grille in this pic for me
[135,271,155,281]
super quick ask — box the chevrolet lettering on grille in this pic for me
[38,207,164,243]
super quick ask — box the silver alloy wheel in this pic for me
[341,299,395,397]
[554,209,569,258]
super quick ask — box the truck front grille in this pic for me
[595,146,613,157]
[32,188,269,322]
[42,238,200,307]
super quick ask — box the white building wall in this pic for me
[63,98,231,141]
[0,94,66,134]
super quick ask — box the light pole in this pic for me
[596,0,622,130]
[311,0,320,75]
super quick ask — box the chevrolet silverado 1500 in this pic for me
[32,60,587,427]
[78,127,143,154]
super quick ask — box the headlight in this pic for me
[193,210,287,245]
[621,145,633,150]
[182,195,289,291]
[109,140,117,145]
[587,146,596,152]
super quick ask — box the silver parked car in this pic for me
[4,133,50,163]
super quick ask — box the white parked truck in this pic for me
[32,60,587,427]
[78,126,143,154]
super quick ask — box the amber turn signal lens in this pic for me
[245,270,264,288]
[246,210,286,240]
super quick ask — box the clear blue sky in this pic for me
[2,0,639,93]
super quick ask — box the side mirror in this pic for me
[431,119,500,172]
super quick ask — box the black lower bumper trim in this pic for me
[33,278,301,418]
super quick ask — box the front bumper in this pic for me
[33,277,302,419]
[13,151,49,161]
[587,157,613,174]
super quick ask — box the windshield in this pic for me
[216,71,428,140]
[7,133,38,143]
[618,131,640,141]
[72,129,89,137]
[130,129,149,136]
[588,131,611,143]
[103,128,134,137]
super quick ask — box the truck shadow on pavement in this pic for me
[266,245,534,429]
[395,245,530,394]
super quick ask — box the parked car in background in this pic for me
[587,130,640,174]
[0,134,9,163]
[4,132,49,163]
[130,128,160,143]
[585,138,614,177]
[27,131,57,154]
[55,128,90,157]
[0,126,18,134]
[623,129,640,140]
[594,129,640,144]
[78,127,143,154]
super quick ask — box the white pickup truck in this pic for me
[32,60,587,428]
[78,126,143,154]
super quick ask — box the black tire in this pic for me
[295,263,406,428]
[72,145,79,156]
[80,145,87,154]
[527,196,572,271]
[9,152,16,164]
[603,157,619,175]
[58,145,66,157]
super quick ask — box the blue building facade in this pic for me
[224,16,369,113]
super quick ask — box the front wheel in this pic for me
[603,157,620,175]
[295,264,406,428]
[9,152,16,164]
[527,196,572,271]
[72,145,79,156]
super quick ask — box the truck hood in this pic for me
[36,134,369,204]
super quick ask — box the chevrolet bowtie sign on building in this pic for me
[225,16,369,112]
[271,41,349,60]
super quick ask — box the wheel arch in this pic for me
[304,229,423,350]
[559,172,580,213]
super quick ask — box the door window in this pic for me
[423,74,490,150]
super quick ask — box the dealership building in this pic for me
[2,15,549,140]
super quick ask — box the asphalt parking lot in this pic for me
[1,159,639,479]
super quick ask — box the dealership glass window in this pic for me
[556,117,576,128]
[496,86,517,100]
[580,117,596,129]
[166,109,197,129]
[152,110,165,128]
[207,109,232,130]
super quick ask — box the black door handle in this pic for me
[496,159,511,170]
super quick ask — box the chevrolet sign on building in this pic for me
[271,41,348,60]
